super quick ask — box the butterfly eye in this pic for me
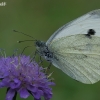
[35,41,45,47]
[35,41,41,47]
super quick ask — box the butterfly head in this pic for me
[35,40,45,48]
[35,40,46,55]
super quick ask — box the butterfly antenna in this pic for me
[13,30,37,41]
[17,40,35,43]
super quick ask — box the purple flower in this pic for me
[0,55,55,100]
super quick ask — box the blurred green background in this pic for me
[0,0,100,100]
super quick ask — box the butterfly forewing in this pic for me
[46,9,100,46]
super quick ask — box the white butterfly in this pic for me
[35,9,100,84]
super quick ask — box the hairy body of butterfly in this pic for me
[35,9,100,84]
[35,41,54,61]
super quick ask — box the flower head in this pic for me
[0,55,54,100]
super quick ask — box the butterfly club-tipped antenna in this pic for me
[13,30,46,63]
[13,30,37,42]
[13,30,38,54]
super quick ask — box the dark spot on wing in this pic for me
[88,29,95,35]
[85,29,95,38]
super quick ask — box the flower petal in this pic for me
[0,81,5,87]
[18,88,29,98]
[6,89,15,100]
[27,85,38,92]
[0,78,10,87]
[32,90,43,99]
[10,79,21,89]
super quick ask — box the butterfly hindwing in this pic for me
[49,34,100,84]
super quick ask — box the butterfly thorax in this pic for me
[35,40,53,61]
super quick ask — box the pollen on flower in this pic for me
[0,55,55,100]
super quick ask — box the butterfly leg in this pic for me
[44,62,52,74]
[21,46,32,55]
[38,56,43,64]
[30,50,38,62]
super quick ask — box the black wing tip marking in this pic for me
[89,9,100,15]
